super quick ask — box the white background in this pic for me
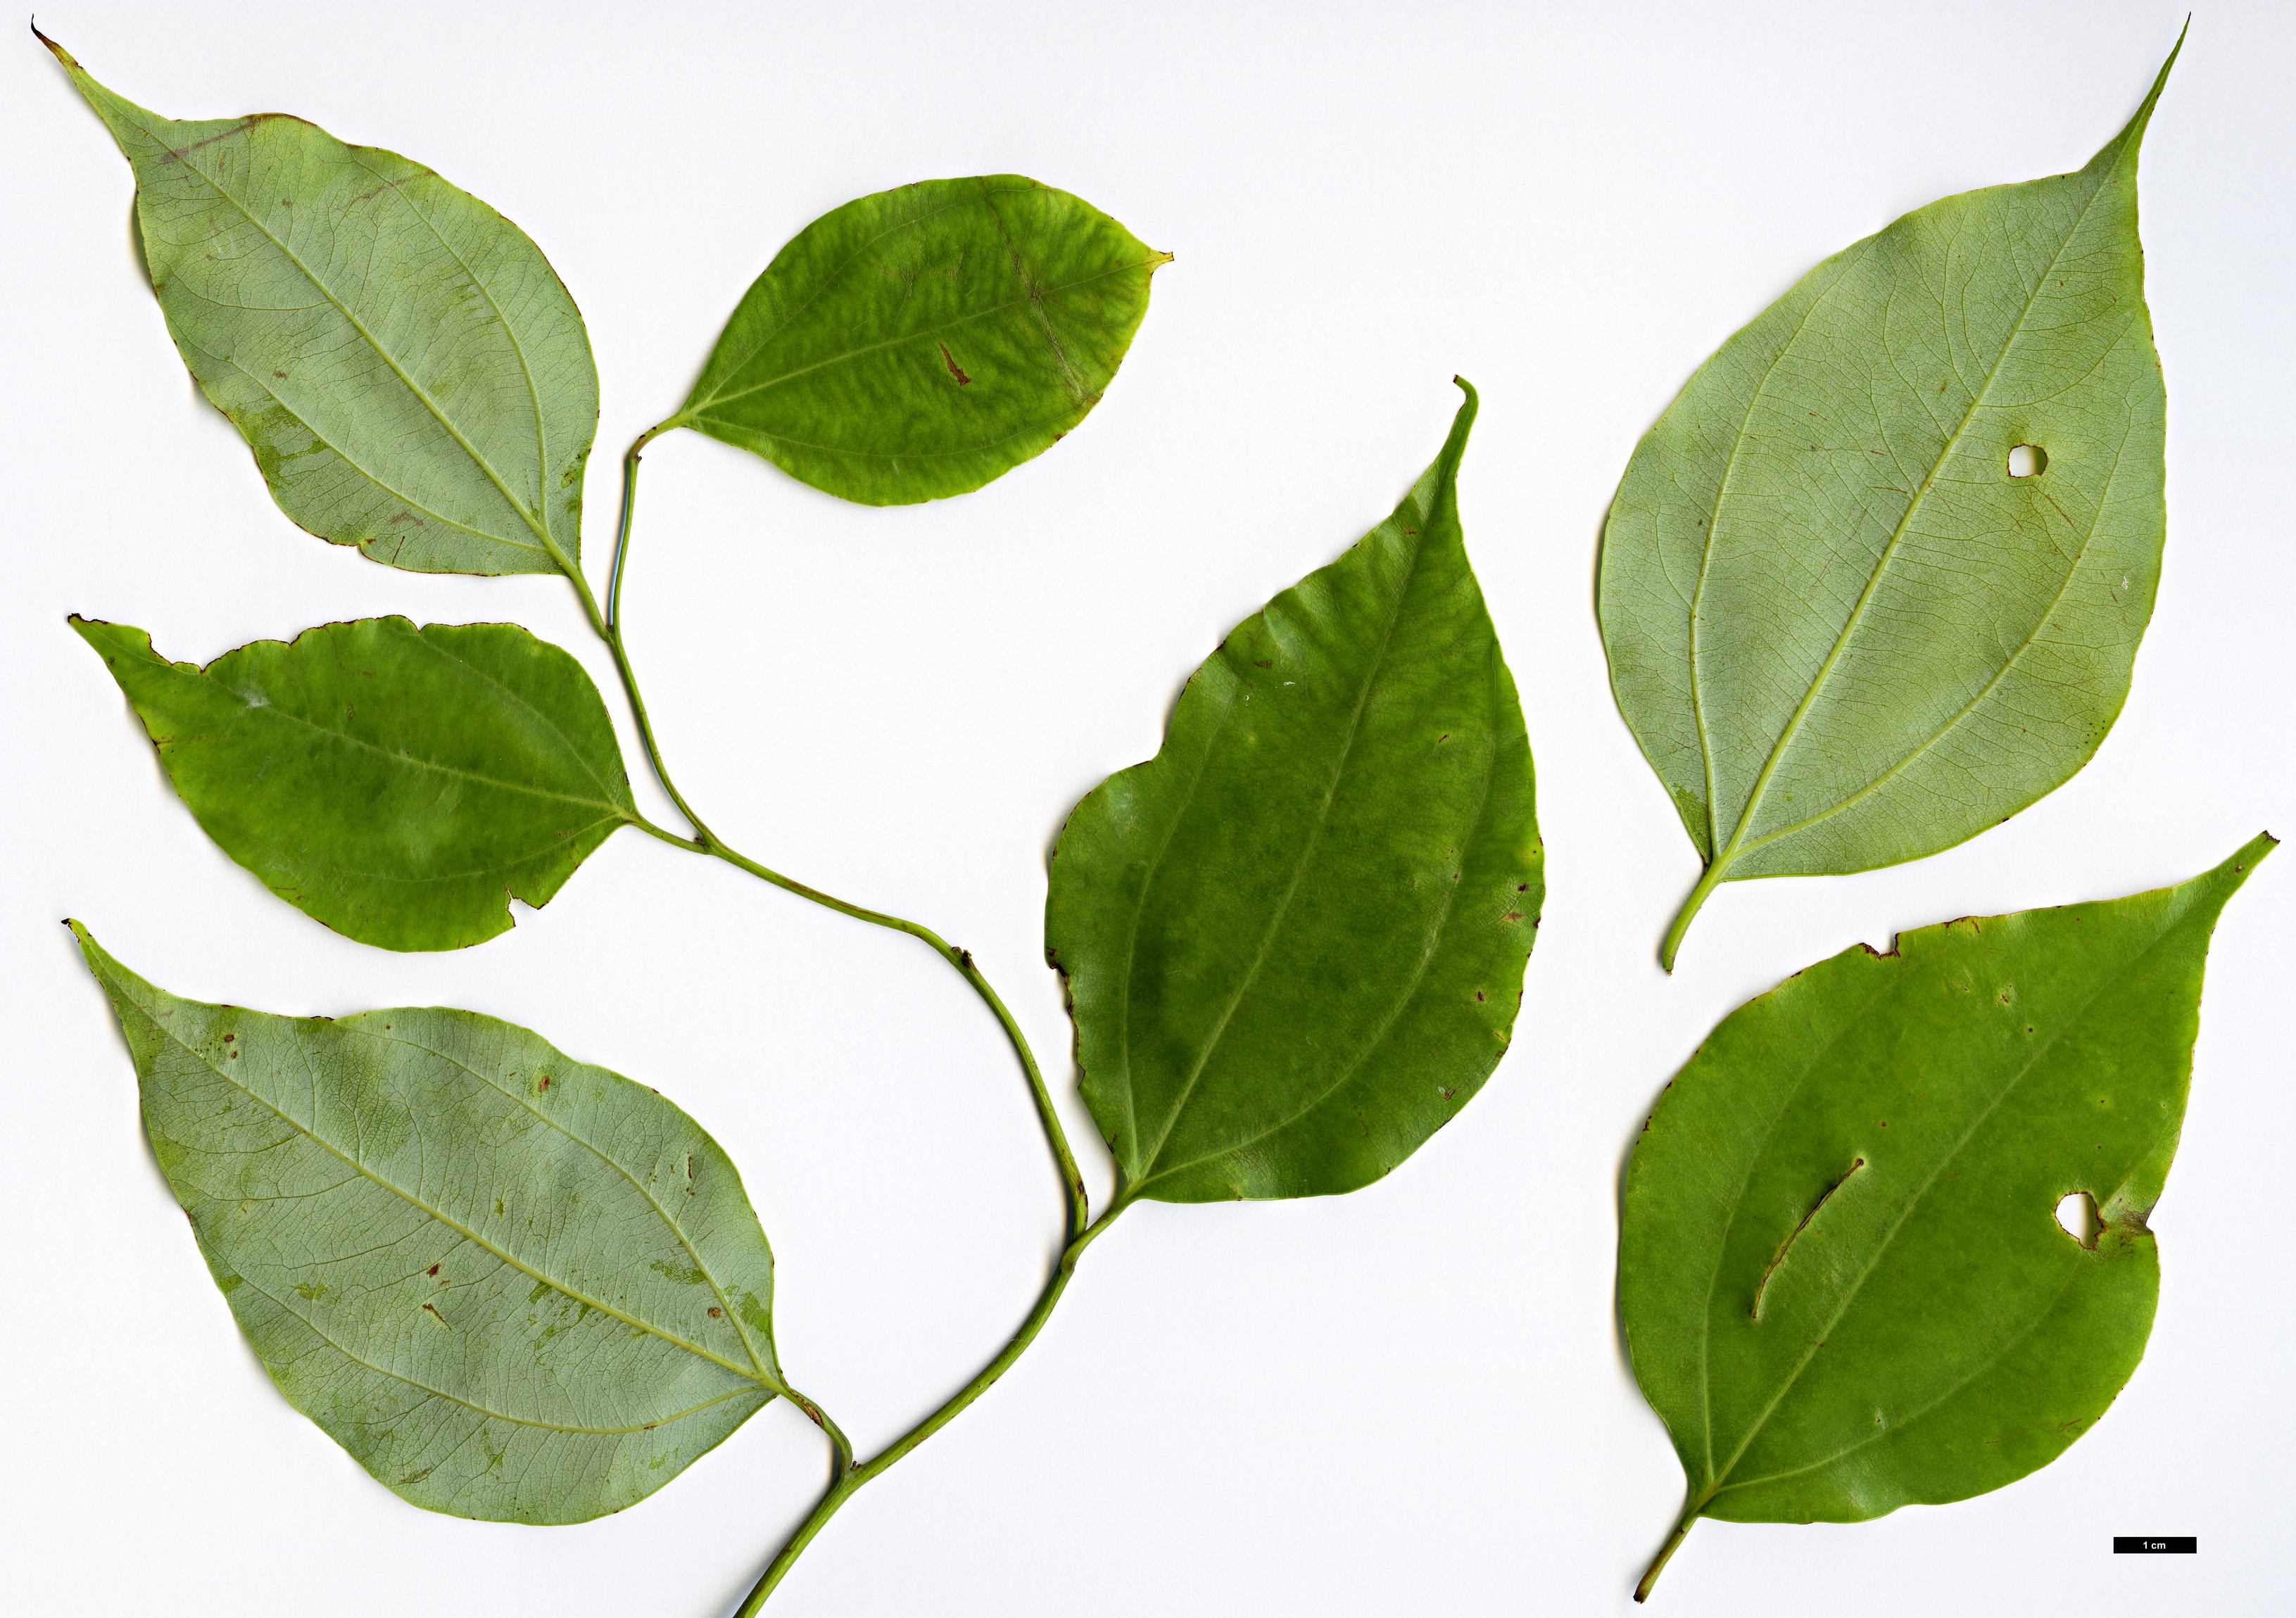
[2,2,2288,1612]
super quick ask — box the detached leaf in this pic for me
[1047,383,1541,1203]
[1599,40,2181,968]
[44,34,598,576]
[1620,833,2271,1598]
[72,925,786,1523]
[75,615,636,952]
[677,177,1168,505]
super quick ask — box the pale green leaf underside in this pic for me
[1047,384,1543,1203]
[49,36,597,576]
[1620,834,2269,1542]
[1600,46,2178,940]
[74,615,636,952]
[74,926,786,1524]
[680,176,1167,505]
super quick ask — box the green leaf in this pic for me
[70,924,786,1524]
[74,614,637,952]
[1598,38,2181,969]
[44,33,598,576]
[675,177,1168,505]
[1619,833,2271,1599]
[1045,382,1542,1203]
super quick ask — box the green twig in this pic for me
[584,425,1085,1237]
[558,426,1106,1606]
[734,1206,1126,1613]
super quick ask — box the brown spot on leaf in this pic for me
[346,174,416,207]
[940,343,972,385]
[166,116,280,160]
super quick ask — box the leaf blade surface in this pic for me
[680,177,1167,505]
[75,615,636,952]
[72,926,786,1524]
[1046,384,1542,1203]
[1619,834,2270,1584]
[47,35,598,575]
[1599,44,2180,965]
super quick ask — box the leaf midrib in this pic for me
[691,182,1052,407]
[1131,516,1431,1183]
[1706,1258,2086,1503]
[232,1267,761,1439]
[367,1018,777,1381]
[346,145,564,560]
[215,677,633,819]
[396,626,632,809]
[702,412,1068,465]
[1133,653,1506,1194]
[120,973,772,1389]
[1696,911,2183,1504]
[688,259,1147,419]
[119,99,564,563]
[1723,406,2141,865]
[1699,168,2121,878]
[196,345,546,558]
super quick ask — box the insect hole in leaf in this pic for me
[2055,1190,2102,1249]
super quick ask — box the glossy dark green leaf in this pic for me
[72,924,786,1524]
[74,615,636,952]
[46,34,598,576]
[1599,41,2181,968]
[1045,383,1542,1203]
[1619,833,2271,1598]
[675,177,1168,505]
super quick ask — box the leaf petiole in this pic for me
[1658,859,1729,973]
[549,421,719,849]
[774,1385,856,1476]
[1634,1505,1700,1602]
[606,417,687,633]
